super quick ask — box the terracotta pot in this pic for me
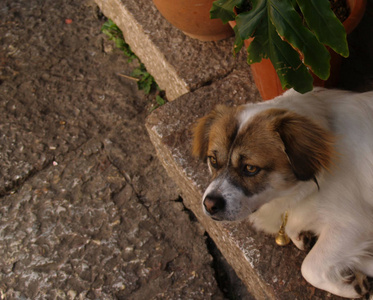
[152,0,234,41]
[230,0,367,100]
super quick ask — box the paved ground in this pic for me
[1,0,372,299]
[0,0,248,298]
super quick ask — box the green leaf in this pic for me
[138,77,152,94]
[102,19,164,97]
[102,19,138,62]
[232,24,245,54]
[115,38,125,49]
[246,18,269,63]
[131,69,144,77]
[247,12,313,93]
[210,0,245,23]
[297,0,349,57]
[268,0,330,80]
[101,19,122,40]
[235,0,267,42]
[269,34,314,93]
[211,0,350,93]
[156,95,166,106]
[268,18,314,93]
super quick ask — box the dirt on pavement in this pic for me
[0,0,249,299]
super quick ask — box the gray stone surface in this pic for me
[94,0,247,100]
[0,140,222,299]
[0,0,230,298]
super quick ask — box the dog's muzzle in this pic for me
[203,192,226,218]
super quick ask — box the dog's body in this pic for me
[193,88,373,298]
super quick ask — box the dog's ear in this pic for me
[274,110,335,181]
[192,105,228,161]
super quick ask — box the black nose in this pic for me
[203,193,225,215]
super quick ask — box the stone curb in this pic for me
[93,0,373,298]
[94,0,247,101]
[145,70,343,299]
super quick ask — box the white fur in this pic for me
[203,176,249,221]
[202,88,373,298]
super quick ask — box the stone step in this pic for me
[94,0,371,298]
[145,70,345,300]
[95,0,247,101]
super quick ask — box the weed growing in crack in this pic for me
[101,19,137,62]
[101,19,166,111]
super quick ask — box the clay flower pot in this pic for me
[152,0,234,41]
[230,0,367,100]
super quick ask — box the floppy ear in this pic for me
[192,105,227,161]
[275,111,335,181]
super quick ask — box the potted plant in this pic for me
[152,0,234,41]
[210,0,367,100]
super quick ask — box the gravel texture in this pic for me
[0,0,234,298]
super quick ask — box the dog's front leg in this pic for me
[285,199,320,251]
[301,230,370,298]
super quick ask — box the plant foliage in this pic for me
[102,19,138,62]
[210,0,349,93]
[101,19,166,107]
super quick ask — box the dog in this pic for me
[192,88,373,298]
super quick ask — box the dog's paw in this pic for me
[365,277,373,300]
[341,269,371,297]
[298,231,317,252]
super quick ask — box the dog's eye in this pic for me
[243,165,260,176]
[209,156,218,168]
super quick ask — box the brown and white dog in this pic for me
[193,88,373,298]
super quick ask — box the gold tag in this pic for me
[275,212,290,246]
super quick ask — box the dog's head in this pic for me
[193,105,334,221]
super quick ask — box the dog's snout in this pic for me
[204,193,225,215]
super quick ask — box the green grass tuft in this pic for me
[101,19,167,107]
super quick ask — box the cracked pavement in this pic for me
[0,0,228,298]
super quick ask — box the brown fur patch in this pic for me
[194,106,335,195]
[230,111,297,193]
[245,109,335,181]
[192,105,239,164]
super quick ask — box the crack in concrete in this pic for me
[0,159,53,198]
[170,195,250,299]
[0,139,96,198]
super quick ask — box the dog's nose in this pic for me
[203,194,225,215]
